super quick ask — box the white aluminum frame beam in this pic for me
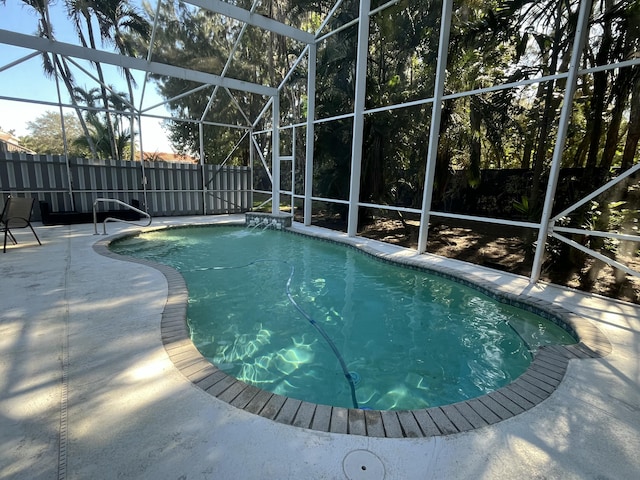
[272,93,281,213]
[307,55,640,126]
[138,0,163,111]
[199,122,207,214]
[551,231,640,279]
[530,0,593,282]
[291,128,296,213]
[0,29,277,97]
[417,0,453,253]
[0,51,40,73]
[224,87,252,125]
[253,97,274,128]
[304,44,317,225]
[142,84,213,114]
[315,0,345,38]
[346,0,371,236]
[211,131,251,176]
[552,226,640,243]
[183,0,315,45]
[551,162,640,222]
[200,0,260,123]
[251,135,273,184]
[315,0,399,43]
[64,56,136,111]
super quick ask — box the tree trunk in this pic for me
[529,79,557,217]
[585,58,611,169]
[529,3,565,217]
[53,55,98,159]
[621,72,640,170]
[520,124,535,169]
[572,131,590,167]
[433,101,454,205]
[84,13,119,160]
[361,122,385,206]
[600,73,630,171]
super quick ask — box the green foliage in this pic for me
[21,111,90,157]
[133,0,639,217]
[72,112,132,160]
[512,193,547,221]
[16,0,150,160]
[135,1,278,162]
[71,85,135,160]
[581,201,603,232]
[512,195,530,216]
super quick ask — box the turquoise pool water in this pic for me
[111,225,576,411]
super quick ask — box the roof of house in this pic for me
[136,151,199,163]
[0,130,36,154]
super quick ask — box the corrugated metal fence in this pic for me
[0,152,251,221]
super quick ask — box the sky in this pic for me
[0,1,174,152]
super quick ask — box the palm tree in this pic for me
[13,0,98,158]
[93,0,149,160]
[73,84,133,159]
[72,113,130,159]
[65,0,118,159]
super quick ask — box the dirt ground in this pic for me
[314,215,640,305]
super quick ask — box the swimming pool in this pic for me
[110,225,577,411]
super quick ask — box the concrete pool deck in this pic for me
[1,215,639,479]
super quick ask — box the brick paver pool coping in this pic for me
[94,224,612,438]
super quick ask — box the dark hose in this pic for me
[193,259,360,409]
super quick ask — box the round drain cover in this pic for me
[343,450,385,480]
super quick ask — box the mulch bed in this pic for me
[308,214,640,304]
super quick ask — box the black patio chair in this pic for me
[1,196,42,253]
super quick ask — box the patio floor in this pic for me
[1,215,639,479]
